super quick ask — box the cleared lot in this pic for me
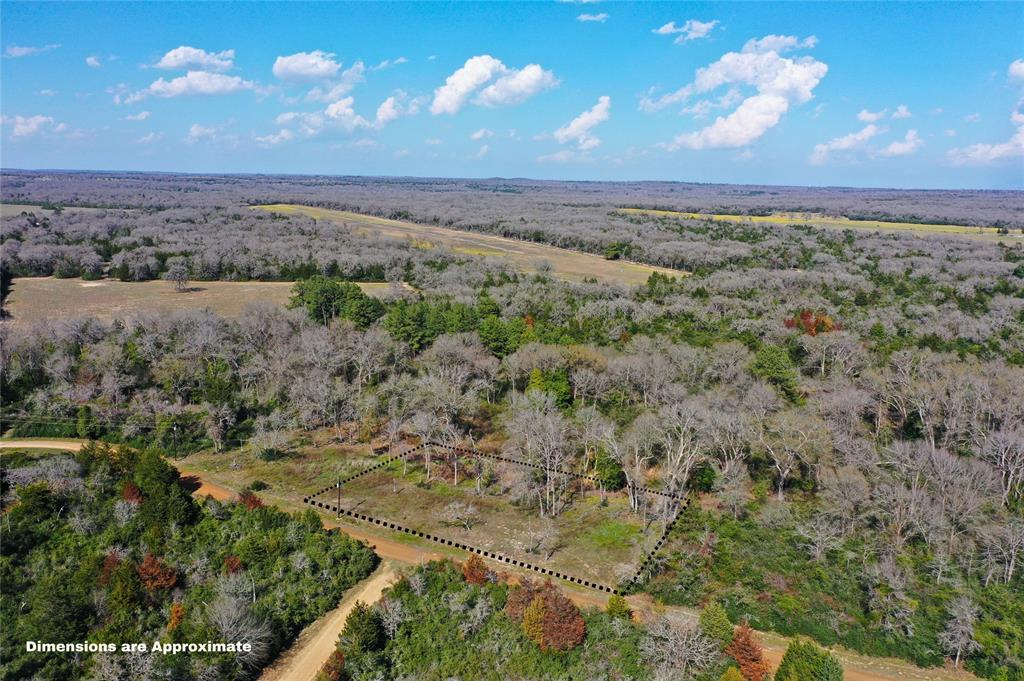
[255,203,688,284]
[2,277,396,323]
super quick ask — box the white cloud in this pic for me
[324,96,370,131]
[964,113,981,123]
[134,132,161,144]
[553,95,610,150]
[577,13,608,22]
[945,129,956,137]
[477,144,489,158]
[879,129,922,156]
[948,106,1024,166]
[38,89,57,97]
[647,35,826,150]
[2,114,56,139]
[123,111,150,121]
[155,46,234,72]
[394,148,410,158]
[126,71,258,103]
[431,55,556,114]
[425,138,442,145]
[255,128,294,147]
[857,108,887,122]
[537,149,582,163]
[273,50,341,80]
[85,56,101,68]
[471,128,494,140]
[1009,58,1024,82]
[654,19,719,44]
[891,105,911,119]
[475,64,558,107]
[305,63,366,102]
[372,91,423,128]
[4,44,59,58]
[371,56,409,71]
[185,123,218,144]
[742,35,817,54]
[809,124,881,164]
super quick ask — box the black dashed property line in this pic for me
[628,496,690,585]
[307,444,427,500]
[301,495,621,595]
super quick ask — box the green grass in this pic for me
[584,519,636,550]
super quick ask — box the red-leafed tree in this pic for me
[238,490,264,510]
[99,551,122,585]
[168,602,185,631]
[137,553,177,593]
[505,579,585,651]
[726,622,770,681]
[121,481,143,505]
[462,555,489,585]
[223,555,243,574]
[784,310,839,336]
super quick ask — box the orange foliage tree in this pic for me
[784,309,839,336]
[238,490,264,510]
[137,553,177,593]
[167,602,185,631]
[462,555,489,585]
[725,622,770,681]
[505,579,585,651]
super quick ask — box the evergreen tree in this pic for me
[726,622,770,681]
[775,639,844,681]
[700,601,734,648]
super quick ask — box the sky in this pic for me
[1,1,1022,190]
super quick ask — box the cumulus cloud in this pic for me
[891,104,911,119]
[1009,59,1024,82]
[857,108,887,122]
[809,124,881,164]
[947,106,1024,166]
[654,19,719,44]
[372,91,423,128]
[255,128,294,147]
[306,62,366,102]
[879,129,922,156]
[4,44,59,58]
[123,111,150,121]
[273,50,341,80]
[85,56,101,68]
[430,55,557,114]
[476,144,489,158]
[1,114,59,139]
[155,46,234,72]
[475,64,558,107]
[126,71,258,103]
[646,35,827,150]
[185,123,217,144]
[471,128,494,140]
[577,13,608,22]
[553,95,610,150]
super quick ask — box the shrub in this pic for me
[461,554,489,585]
[607,594,632,619]
[776,639,843,681]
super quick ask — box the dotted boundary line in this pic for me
[303,441,689,595]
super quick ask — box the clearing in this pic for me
[2,277,399,324]
[254,204,687,285]
[617,207,1017,240]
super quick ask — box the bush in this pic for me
[700,601,734,648]
[607,594,632,619]
[776,639,844,681]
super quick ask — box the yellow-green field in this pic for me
[617,207,1015,239]
[2,277,398,324]
[255,204,687,284]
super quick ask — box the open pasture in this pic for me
[617,207,1016,239]
[2,277,397,324]
[254,203,688,285]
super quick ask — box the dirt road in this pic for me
[1,438,977,681]
[259,563,398,681]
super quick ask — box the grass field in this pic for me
[617,207,1017,240]
[254,204,687,285]
[2,277,399,324]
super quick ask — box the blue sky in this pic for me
[1,1,1022,189]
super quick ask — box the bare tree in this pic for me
[640,614,718,679]
[442,501,480,531]
[938,596,981,669]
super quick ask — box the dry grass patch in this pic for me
[254,204,687,285]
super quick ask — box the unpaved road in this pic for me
[259,563,398,681]
[1,438,978,681]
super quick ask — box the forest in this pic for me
[1,170,1023,679]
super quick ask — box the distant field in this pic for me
[2,277,397,324]
[255,203,687,285]
[617,207,1017,239]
